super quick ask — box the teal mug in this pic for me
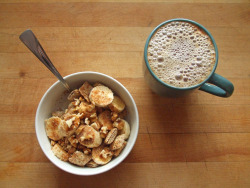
[143,18,234,97]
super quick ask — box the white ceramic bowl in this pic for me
[35,72,139,175]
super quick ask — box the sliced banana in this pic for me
[110,135,126,151]
[89,86,114,107]
[51,143,69,161]
[79,82,93,102]
[92,145,113,165]
[113,141,127,157]
[45,117,67,141]
[76,125,102,148]
[98,110,113,130]
[113,119,130,140]
[67,89,81,101]
[69,151,92,167]
[104,128,118,145]
[109,96,125,113]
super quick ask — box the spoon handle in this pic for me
[19,29,71,91]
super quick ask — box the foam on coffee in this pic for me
[147,21,216,88]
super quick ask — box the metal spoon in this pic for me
[19,29,71,91]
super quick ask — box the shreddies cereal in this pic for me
[45,82,130,167]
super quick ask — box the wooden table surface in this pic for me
[0,0,249,187]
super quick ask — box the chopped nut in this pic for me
[50,140,56,146]
[91,122,101,131]
[100,132,108,139]
[83,147,92,155]
[100,126,108,135]
[111,112,119,122]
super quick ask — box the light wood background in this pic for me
[0,0,249,187]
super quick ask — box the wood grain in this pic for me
[0,0,249,187]
[0,162,250,188]
[1,0,249,3]
[0,3,249,28]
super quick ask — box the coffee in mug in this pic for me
[147,21,216,88]
[143,18,234,97]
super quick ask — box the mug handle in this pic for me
[199,73,234,97]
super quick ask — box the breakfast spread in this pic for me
[45,82,130,167]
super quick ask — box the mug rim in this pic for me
[144,18,219,90]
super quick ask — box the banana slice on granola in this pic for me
[45,117,68,141]
[69,151,92,167]
[76,125,102,148]
[51,143,69,161]
[89,86,114,107]
[110,134,126,151]
[113,119,130,140]
[113,141,127,157]
[109,96,125,113]
[79,82,93,102]
[92,145,113,165]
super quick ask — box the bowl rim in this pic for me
[35,71,139,175]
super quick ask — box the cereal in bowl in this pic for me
[45,82,130,167]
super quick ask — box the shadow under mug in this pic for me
[143,18,234,97]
